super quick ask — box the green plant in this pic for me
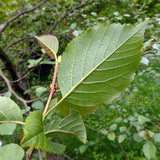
[0,20,149,159]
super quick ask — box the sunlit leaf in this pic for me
[107,132,115,141]
[118,134,125,143]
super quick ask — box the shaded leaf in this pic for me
[0,123,16,135]
[79,145,88,154]
[0,143,24,160]
[57,20,148,114]
[45,110,86,143]
[28,58,42,68]
[57,93,97,116]
[21,111,66,154]
[35,35,59,59]
[0,96,23,123]
[31,100,44,110]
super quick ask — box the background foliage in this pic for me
[0,0,160,159]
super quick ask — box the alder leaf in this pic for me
[0,143,24,160]
[35,35,59,59]
[143,142,157,159]
[45,110,86,143]
[0,96,23,123]
[0,123,16,135]
[57,93,97,116]
[56,20,148,114]
[21,111,66,154]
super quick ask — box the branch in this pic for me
[4,36,34,51]
[49,1,86,33]
[0,68,28,108]
[0,47,30,99]
[0,0,47,33]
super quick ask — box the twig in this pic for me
[38,149,43,160]
[62,153,74,160]
[0,0,48,33]
[43,62,59,116]
[49,1,86,33]
[96,111,130,160]
[116,136,130,160]
[0,68,28,108]
[4,37,34,51]
[85,124,100,132]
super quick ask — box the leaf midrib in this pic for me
[54,21,147,109]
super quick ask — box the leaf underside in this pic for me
[0,143,24,160]
[45,109,86,143]
[35,35,59,59]
[21,111,66,154]
[0,96,23,123]
[57,21,148,110]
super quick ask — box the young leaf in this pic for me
[118,134,125,143]
[45,110,86,143]
[0,143,24,160]
[56,20,148,113]
[21,111,66,154]
[107,132,115,141]
[35,35,59,59]
[143,142,157,159]
[0,96,23,123]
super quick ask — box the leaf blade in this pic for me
[57,20,148,110]
[21,111,65,154]
[0,96,23,123]
[45,110,86,143]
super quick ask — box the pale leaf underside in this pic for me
[57,21,148,108]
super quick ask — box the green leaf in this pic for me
[35,35,59,59]
[153,133,160,143]
[35,87,47,97]
[21,111,66,154]
[143,142,157,160]
[118,134,125,143]
[57,20,148,113]
[0,143,24,160]
[0,96,23,123]
[31,100,44,110]
[138,115,150,125]
[0,123,16,135]
[107,132,115,141]
[110,124,117,131]
[57,93,97,116]
[45,110,86,143]
[79,145,88,154]
[27,58,42,68]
